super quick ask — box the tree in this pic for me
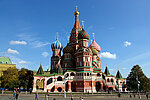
[1,67,19,89]
[126,65,150,92]
[19,68,33,90]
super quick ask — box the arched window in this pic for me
[107,78,109,82]
[86,62,88,66]
[70,72,75,76]
[87,73,89,76]
[111,79,113,82]
[65,73,69,78]
[57,76,62,81]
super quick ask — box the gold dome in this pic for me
[74,10,79,15]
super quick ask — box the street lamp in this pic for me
[136,76,141,99]
[64,74,66,98]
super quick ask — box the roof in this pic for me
[37,63,44,75]
[116,70,123,79]
[78,28,89,40]
[0,57,12,64]
[89,39,101,52]
[104,65,110,76]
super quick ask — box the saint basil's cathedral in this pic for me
[33,9,127,93]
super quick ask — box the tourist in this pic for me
[70,97,73,100]
[53,98,56,100]
[16,91,19,100]
[35,92,38,100]
[146,94,149,99]
[13,89,16,99]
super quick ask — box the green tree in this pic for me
[19,68,33,90]
[126,65,150,92]
[1,67,19,89]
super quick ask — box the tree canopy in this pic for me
[1,67,33,90]
[126,65,150,92]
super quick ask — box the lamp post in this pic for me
[136,77,141,99]
[64,74,66,98]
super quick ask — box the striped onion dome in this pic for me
[91,47,99,55]
[63,44,73,53]
[51,39,62,49]
[78,28,89,40]
[89,39,101,52]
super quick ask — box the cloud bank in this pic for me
[100,52,116,59]
[10,40,27,45]
[7,48,19,54]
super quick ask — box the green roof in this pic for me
[37,63,44,75]
[104,65,110,76]
[0,57,12,64]
[47,66,51,71]
[116,70,123,79]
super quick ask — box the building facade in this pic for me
[0,57,16,86]
[33,9,126,93]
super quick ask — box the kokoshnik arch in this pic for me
[33,9,127,93]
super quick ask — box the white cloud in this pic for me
[124,41,131,47]
[17,33,49,48]
[100,52,116,59]
[42,52,49,57]
[18,61,27,64]
[7,48,19,54]
[10,40,27,45]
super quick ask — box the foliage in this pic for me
[126,65,150,92]
[1,67,33,90]
[1,68,19,89]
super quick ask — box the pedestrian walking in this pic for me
[13,89,16,99]
[70,97,73,100]
[35,92,38,100]
[16,91,19,100]
[146,94,149,99]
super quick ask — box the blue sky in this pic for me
[0,0,150,78]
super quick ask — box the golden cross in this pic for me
[67,36,69,43]
[56,32,58,39]
[81,20,85,28]
[75,5,78,11]
[92,33,95,39]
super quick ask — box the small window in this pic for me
[70,72,75,76]
[87,73,89,76]
[97,73,101,76]
[107,79,109,82]
[111,79,113,82]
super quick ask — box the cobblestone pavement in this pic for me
[0,94,148,100]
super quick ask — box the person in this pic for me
[70,97,73,100]
[146,94,148,99]
[35,92,38,100]
[81,98,84,100]
[53,98,56,100]
[30,89,32,94]
[130,94,132,98]
[13,89,16,99]
[16,91,19,100]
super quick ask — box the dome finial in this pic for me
[75,5,78,11]
[56,32,58,39]
[67,36,69,43]
[81,20,85,28]
[74,6,79,15]
[92,33,95,39]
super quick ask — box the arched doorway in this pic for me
[51,86,55,92]
[65,81,69,92]
[57,76,62,81]
[95,82,101,92]
[71,82,76,92]
[36,79,44,90]
[57,87,62,92]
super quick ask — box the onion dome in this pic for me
[74,10,79,15]
[89,39,101,52]
[78,28,89,40]
[63,44,73,53]
[91,47,98,55]
[51,38,62,49]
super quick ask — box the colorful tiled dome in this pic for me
[89,39,101,52]
[78,28,89,40]
[63,44,73,53]
[51,39,62,49]
[91,47,98,55]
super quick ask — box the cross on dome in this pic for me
[56,32,58,39]
[67,36,69,43]
[81,20,85,28]
[92,33,95,39]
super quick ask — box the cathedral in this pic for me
[33,9,126,93]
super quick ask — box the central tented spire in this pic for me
[72,8,81,32]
